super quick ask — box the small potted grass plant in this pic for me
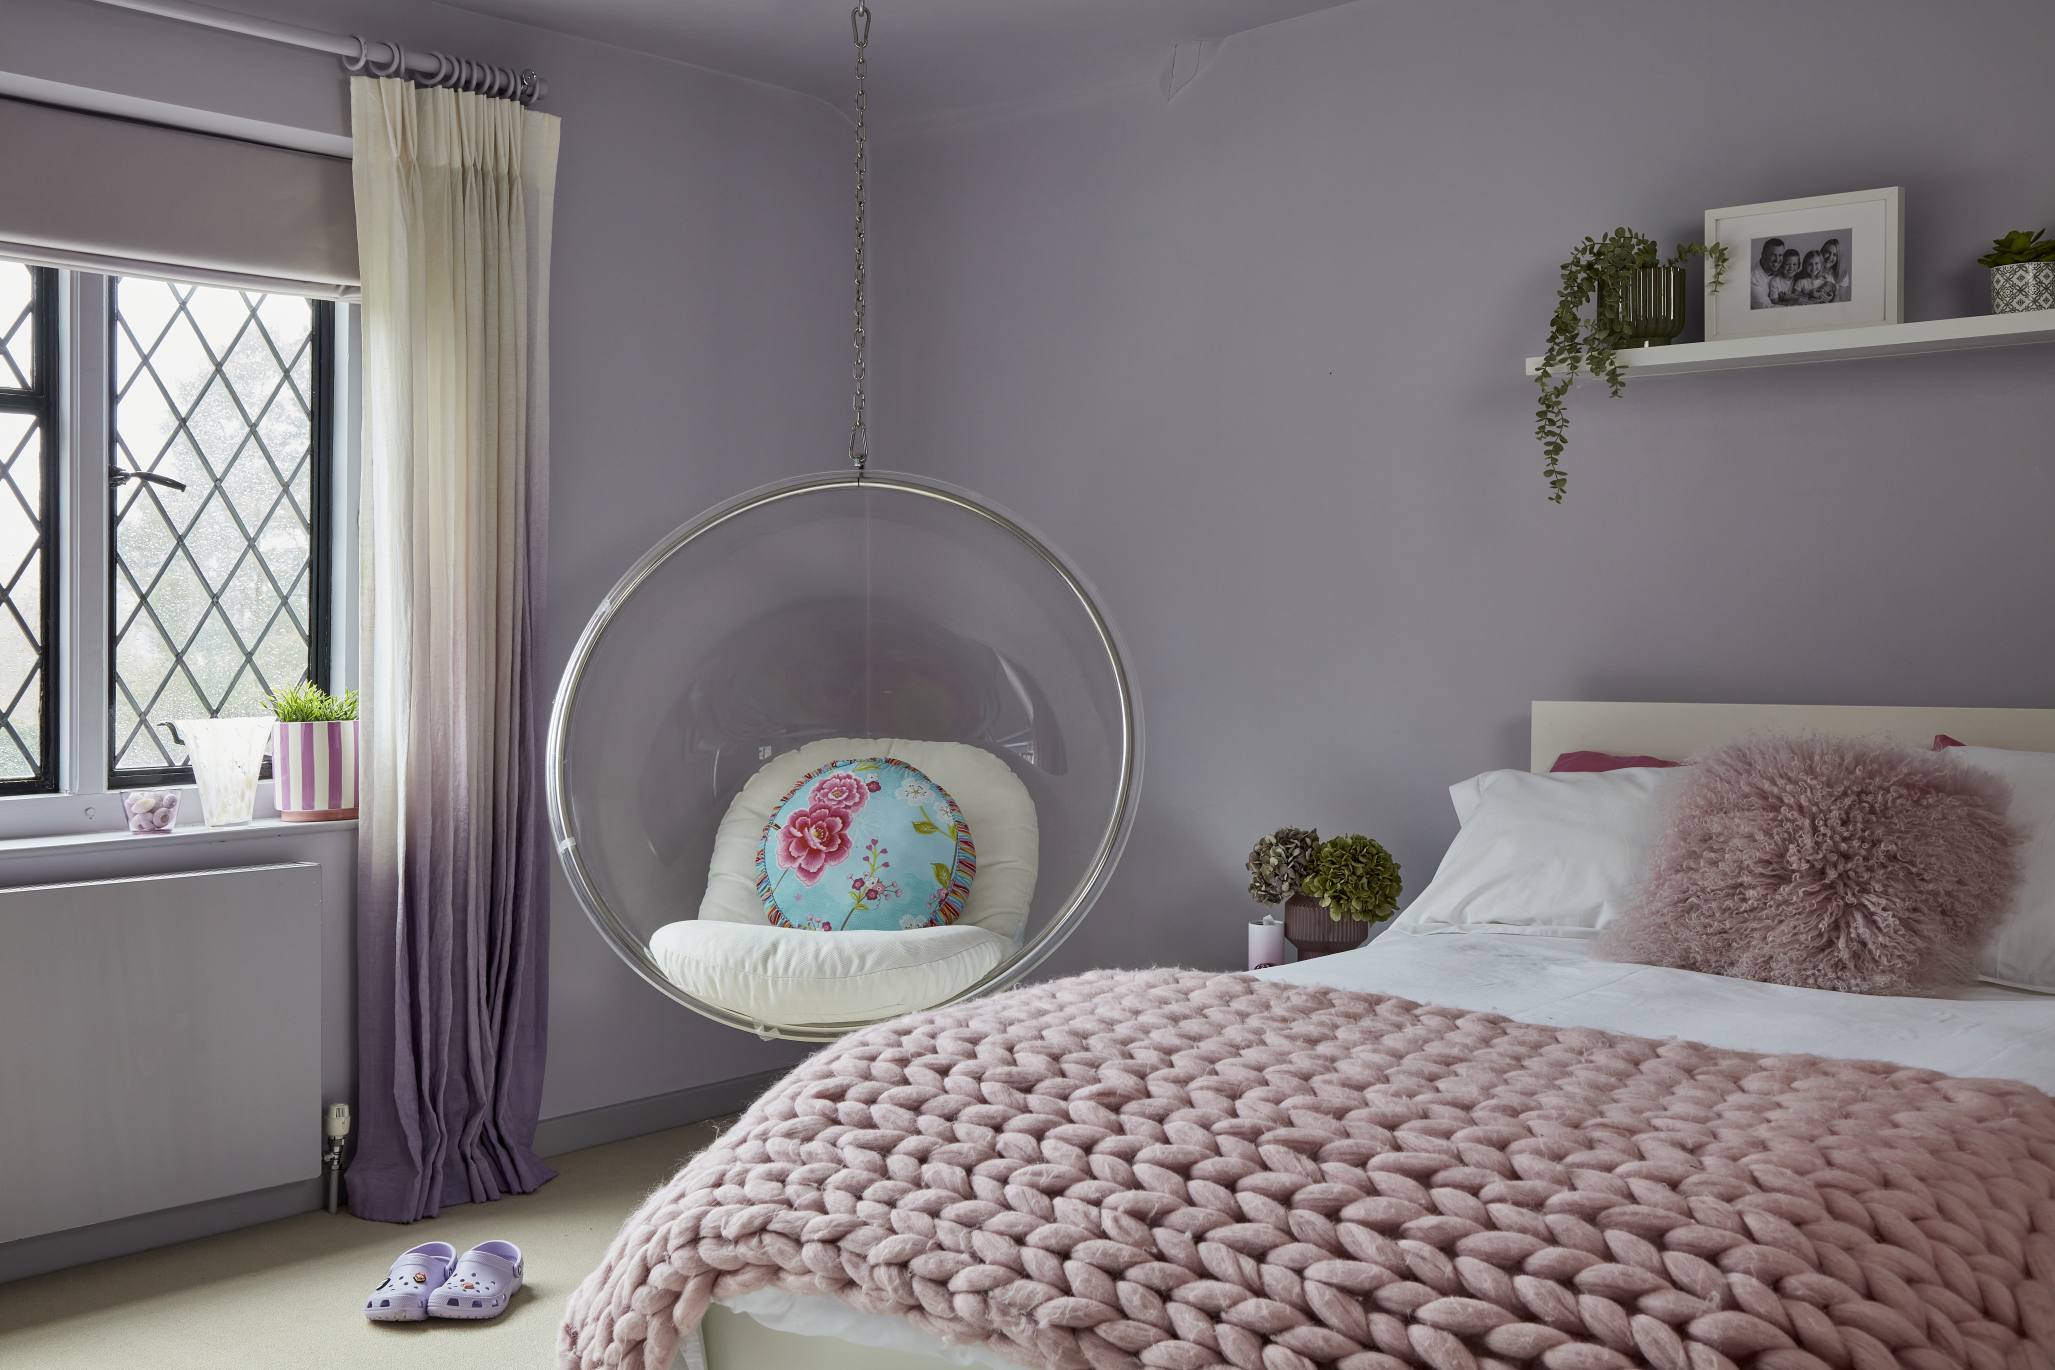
[1247,827,1403,960]
[264,680,359,822]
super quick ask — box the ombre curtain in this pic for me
[345,77,561,1222]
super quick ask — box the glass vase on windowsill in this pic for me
[163,718,273,828]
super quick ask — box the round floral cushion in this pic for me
[757,757,976,932]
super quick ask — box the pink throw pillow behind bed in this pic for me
[1550,750,1681,773]
[1600,736,2022,995]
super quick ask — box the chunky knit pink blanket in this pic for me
[560,970,2055,1370]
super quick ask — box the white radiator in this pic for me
[0,862,322,1243]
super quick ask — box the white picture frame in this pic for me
[1704,187,1902,339]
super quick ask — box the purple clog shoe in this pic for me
[427,1241,523,1320]
[365,1241,455,1322]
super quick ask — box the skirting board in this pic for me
[531,1068,787,1157]
[0,1068,787,1286]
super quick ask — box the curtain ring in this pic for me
[427,51,453,88]
[368,39,406,78]
[341,35,370,73]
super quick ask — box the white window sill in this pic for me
[0,817,357,862]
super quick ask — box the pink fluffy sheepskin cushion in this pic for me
[1600,736,2022,995]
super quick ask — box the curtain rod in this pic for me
[83,0,548,105]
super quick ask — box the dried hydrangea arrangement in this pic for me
[1302,834,1403,923]
[1246,827,1321,904]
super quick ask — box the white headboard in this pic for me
[1531,701,2055,771]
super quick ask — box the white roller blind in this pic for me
[0,97,357,297]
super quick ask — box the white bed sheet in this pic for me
[685,931,2055,1368]
[1262,928,2055,1092]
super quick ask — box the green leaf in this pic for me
[911,819,940,835]
[931,863,950,887]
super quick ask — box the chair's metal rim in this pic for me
[545,469,1142,1043]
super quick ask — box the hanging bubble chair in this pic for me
[546,469,1141,1040]
[547,7,1140,1040]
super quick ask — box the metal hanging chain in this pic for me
[848,2,871,472]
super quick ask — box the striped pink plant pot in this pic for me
[273,720,359,822]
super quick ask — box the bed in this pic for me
[566,702,2055,1370]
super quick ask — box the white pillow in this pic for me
[1953,746,2055,993]
[697,737,1039,942]
[1390,767,1687,938]
[648,920,1013,1027]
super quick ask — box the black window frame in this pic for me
[104,288,335,790]
[0,265,61,797]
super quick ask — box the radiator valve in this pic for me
[323,1103,350,1214]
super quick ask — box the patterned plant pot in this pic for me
[274,719,359,821]
[1990,261,2055,314]
[1283,895,1371,960]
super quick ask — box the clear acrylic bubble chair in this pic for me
[546,471,1142,1040]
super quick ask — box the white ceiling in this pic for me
[437,0,1357,121]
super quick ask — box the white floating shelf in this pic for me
[1523,309,2055,379]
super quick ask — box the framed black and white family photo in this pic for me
[1704,188,1902,339]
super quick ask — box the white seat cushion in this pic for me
[697,737,1038,942]
[648,920,1014,1027]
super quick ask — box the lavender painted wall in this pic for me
[5,0,833,1123]
[876,0,2055,979]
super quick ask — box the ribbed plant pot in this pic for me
[273,719,359,821]
[1283,896,1372,960]
[1598,265,1688,347]
[1990,262,2055,314]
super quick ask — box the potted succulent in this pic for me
[1247,827,1403,960]
[1534,228,1729,503]
[1978,229,2055,314]
[264,680,359,822]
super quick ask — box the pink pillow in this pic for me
[1934,734,1964,749]
[1600,736,2022,996]
[1549,750,1681,773]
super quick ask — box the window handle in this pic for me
[110,467,188,493]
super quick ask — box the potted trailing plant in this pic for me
[1534,228,1729,503]
[1246,827,1402,960]
[1978,228,2055,314]
[264,680,360,822]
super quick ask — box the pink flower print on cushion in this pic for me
[776,805,854,885]
[809,771,869,813]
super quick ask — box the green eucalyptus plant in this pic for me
[1534,229,1729,503]
[1246,826,1321,904]
[1977,229,2055,267]
[1300,834,1403,924]
[262,679,359,722]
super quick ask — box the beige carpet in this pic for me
[0,1122,723,1370]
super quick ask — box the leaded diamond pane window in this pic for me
[110,277,330,780]
[0,261,56,794]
